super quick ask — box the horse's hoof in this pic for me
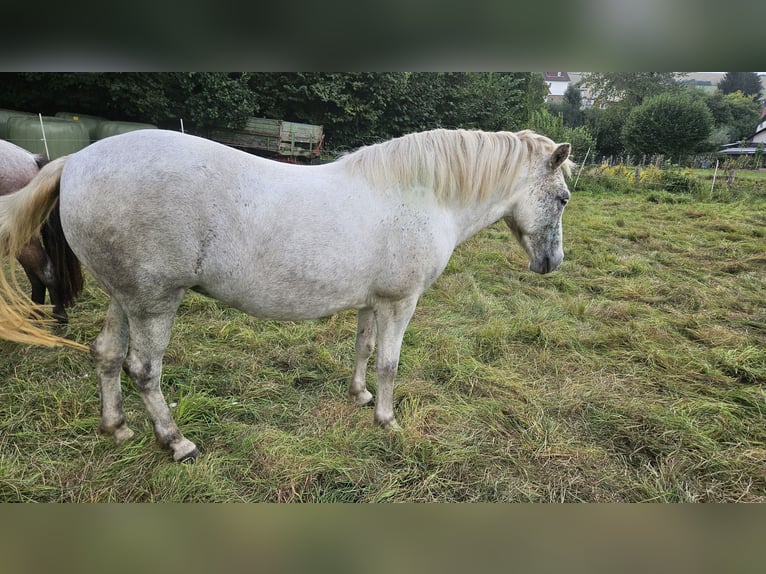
[375,417,401,432]
[171,439,200,463]
[113,426,136,445]
[100,422,135,445]
[385,420,402,432]
[350,389,374,407]
[177,449,200,464]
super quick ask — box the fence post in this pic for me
[38,113,50,160]
[727,168,736,189]
[572,147,590,192]
[711,159,719,194]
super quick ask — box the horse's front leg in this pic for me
[349,308,376,406]
[372,296,418,431]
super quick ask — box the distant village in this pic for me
[541,72,766,155]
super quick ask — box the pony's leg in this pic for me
[42,258,67,324]
[18,240,67,322]
[38,256,68,323]
[18,242,47,304]
[372,296,418,431]
[122,295,198,462]
[92,299,133,443]
[20,262,46,305]
[349,308,376,406]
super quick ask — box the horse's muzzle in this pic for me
[529,253,563,274]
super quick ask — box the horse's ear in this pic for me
[550,143,571,170]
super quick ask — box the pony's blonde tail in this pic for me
[0,156,87,350]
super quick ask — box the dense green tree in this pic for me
[246,72,412,147]
[529,108,595,161]
[621,92,713,158]
[581,72,683,107]
[583,106,629,158]
[703,90,762,143]
[164,73,255,129]
[0,72,548,150]
[247,72,545,148]
[718,72,762,98]
[435,72,544,131]
[0,72,256,130]
[547,82,584,127]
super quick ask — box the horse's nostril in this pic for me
[543,256,551,274]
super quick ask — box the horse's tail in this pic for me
[30,153,84,308]
[31,149,85,310]
[40,202,84,309]
[0,156,87,350]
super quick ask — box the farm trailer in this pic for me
[207,117,324,163]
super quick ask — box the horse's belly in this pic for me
[195,274,370,321]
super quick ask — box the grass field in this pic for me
[1,174,765,502]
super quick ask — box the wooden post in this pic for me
[727,168,736,188]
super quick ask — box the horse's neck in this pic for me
[449,190,516,247]
[446,156,529,247]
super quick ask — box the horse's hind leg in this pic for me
[349,308,375,406]
[122,292,198,462]
[92,299,133,444]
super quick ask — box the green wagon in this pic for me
[207,117,324,163]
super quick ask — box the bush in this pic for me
[622,93,714,158]
[657,168,702,194]
[529,108,596,162]
[582,163,703,197]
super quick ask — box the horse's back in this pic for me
[0,139,40,194]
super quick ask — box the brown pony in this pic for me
[0,139,82,322]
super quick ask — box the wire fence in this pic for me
[566,143,766,201]
[583,151,764,171]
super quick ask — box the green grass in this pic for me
[1,175,765,502]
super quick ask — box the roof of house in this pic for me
[720,146,763,155]
[542,72,571,82]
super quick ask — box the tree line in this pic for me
[550,72,763,161]
[0,72,547,150]
[1,72,761,161]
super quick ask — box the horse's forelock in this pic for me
[341,128,563,204]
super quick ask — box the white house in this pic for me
[542,72,571,103]
[753,111,766,144]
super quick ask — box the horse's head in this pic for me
[504,142,571,274]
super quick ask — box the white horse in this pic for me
[0,128,572,462]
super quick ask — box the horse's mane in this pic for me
[338,128,573,204]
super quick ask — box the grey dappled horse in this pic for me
[0,128,571,462]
